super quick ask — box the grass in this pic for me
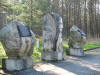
[32,39,42,62]
[0,43,7,67]
[83,43,100,50]
[0,40,100,67]
[63,43,100,51]
[63,43,69,55]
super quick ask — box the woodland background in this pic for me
[0,0,100,38]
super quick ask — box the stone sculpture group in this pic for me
[0,12,86,74]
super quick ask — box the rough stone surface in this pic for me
[42,12,64,61]
[6,59,24,71]
[0,21,35,57]
[68,25,86,56]
[0,21,35,72]
[2,57,33,72]
[69,48,84,56]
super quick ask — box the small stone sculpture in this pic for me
[0,21,35,72]
[42,12,64,61]
[68,25,86,56]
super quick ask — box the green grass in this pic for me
[83,43,100,50]
[32,40,42,62]
[63,43,100,50]
[0,41,100,67]
[0,43,6,58]
[0,43,7,67]
[63,43,69,55]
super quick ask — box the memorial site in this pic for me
[0,0,100,75]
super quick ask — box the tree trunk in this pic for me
[0,12,7,30]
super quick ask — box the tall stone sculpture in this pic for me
[42,12,64,61]
[0,21,35,73]
[68,25,86,56]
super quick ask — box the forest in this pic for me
[0,0,100,38]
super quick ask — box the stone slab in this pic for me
[42,51,64,61]
[69,48,84,56]
[6,59,24,71]
[17,25,32,37]
[2,57,33,72]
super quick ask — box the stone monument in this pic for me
[0,21,35,73]
[42,12,64,61]
[68,25,86,56]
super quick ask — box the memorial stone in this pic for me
[0,21,35,73]
[42,12,64,61]
[68,25,86,56]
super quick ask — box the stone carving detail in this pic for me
[0,21,35,72]
[68,25,86,56]
[42,12,64,61]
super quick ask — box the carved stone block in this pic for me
[42,13,64,61]
[68,25,86,56]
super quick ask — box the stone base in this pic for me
[42,51,64,61]
[69,48,84,56]
[2,57,33,73]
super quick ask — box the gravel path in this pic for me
[34,48,100,75]
[0,48,100,75]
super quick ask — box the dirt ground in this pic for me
[1,48,100,75]
[34,48,100,75]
